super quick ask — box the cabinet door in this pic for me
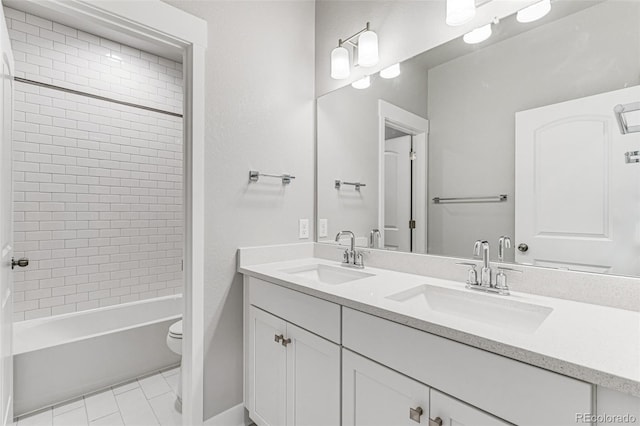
[430,390,510,426]
[343,349,430,426]
[249,307,287,426]
[285,323,340,426]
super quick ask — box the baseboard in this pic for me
[203,403,246,426]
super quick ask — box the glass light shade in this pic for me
[351,76,371,90]
[446,0,476,26]
[517,0,551,23]
[463,23,492,44]
[357,30,379,67]
[380,63,401,79]
[331,46,350,80]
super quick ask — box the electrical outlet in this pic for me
[319,219,328,238]
[298,219,309,239]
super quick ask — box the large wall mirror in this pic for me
[317,0,640,278]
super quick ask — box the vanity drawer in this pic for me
[248,276,341,343]
[342,308,592,426]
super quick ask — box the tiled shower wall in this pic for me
[5,7,184,321]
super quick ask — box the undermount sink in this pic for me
[386,284,553,333]
[280,264,374,285]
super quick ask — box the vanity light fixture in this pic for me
[516,0,552,23]
[330,22,379,80]
[463,22,493,44]
[351,76,371,90]
[380,63,401,79]
[446,0,476,26]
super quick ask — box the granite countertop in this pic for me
[239,257,640,397]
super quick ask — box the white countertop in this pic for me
[239,257,640,397]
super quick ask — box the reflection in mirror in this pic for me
[317,0,640,277]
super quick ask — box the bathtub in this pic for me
[13,295,182,416]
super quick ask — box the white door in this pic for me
[515,86,640,275]
[342,349,430,426]
[384,136,412,251]
[430,390,509,426]
[285,323,340,426]
[248,307,287,426]
[0,9,14,426]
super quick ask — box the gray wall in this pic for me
[427,0,640,260]
[162,1,315,420]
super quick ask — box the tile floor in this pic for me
[15,367,181,426]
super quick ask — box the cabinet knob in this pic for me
[517,243,529,253]
[409,407,423,423]
[429,417,443,426]
[281,337,292,347]
[274,334,284,343]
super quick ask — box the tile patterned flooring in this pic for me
[15,367,181,426]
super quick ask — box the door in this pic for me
[343,349,430,426]
[384,135,412,251]
[285,323,340,426]
[430,390,509,426]
[515,86,640,275]
[0,9,14,426]
[248,307,287,426]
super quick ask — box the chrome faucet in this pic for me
[369,229,381,249]
[498,236,511,262]
[473,240,491,287]
[335,231,365,269]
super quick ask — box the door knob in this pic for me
[11,257,29,270]
[517,243,529,253]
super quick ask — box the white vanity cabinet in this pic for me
[245,278,341,426]
[343,349,508,426]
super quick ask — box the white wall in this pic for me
[427,0,640,260]
[317,65,427,242]
[161,1,316,420]
[5,7,184,321]
[315,0,540,96]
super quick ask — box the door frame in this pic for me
[378,100,429,252]
[1,1,207,424]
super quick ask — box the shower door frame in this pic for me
[2,1,207,425]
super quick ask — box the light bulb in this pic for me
[517,0,551,23]
[446,0,476,26]
[463,23,492,44]
[357,30,379,67]
[330,46,350,80]
[380,63,400,79]
[351,76,370,90]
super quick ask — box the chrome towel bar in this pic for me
[433,195,507,204]
[249,170,295,185]
[614,102,640,135]
[335,180,366,191]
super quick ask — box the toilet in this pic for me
[166,320,183,412]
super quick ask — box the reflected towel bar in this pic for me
[614,102,640,135]
[433,195,507,204]
[249,170,295,185]
[335,180,366,191]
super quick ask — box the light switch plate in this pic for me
[298,219,309,239]
[319,219,328,238]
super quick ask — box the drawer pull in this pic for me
[409,407,423,423]
[274,334,284,343]
[281,337,292,347]
[429,417,443,426]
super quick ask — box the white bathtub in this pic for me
[13,295,182,416]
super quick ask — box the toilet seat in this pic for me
[169,320,183,339]
[166,320,183,355]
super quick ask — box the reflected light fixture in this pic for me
[517,0,552,23]
[380,63,400,79]
[330,22,379,80]
[463,23,493,44]
[446,0,476,26]
[351,76,371,90]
